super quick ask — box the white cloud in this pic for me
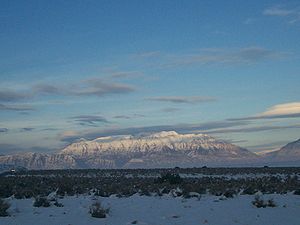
[263,5,300,24]
[263,6,294,16]
[258,102,300,117]
[230,102,300,121]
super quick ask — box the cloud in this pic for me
[263,6,295,16]
[0,143,55,154]
[32,83,62,95]
[146,96,216,104]
[207,124,300,134]
[133,51,161,58]
[0,79,136,104]
[20,127,35,132]
[243,18,256,25]
[72,79,136,97]
[161,107,181,113]
[160,47,285,68]
[0,103,35,111]
[0,89,30,102]
[0,128,8,133]
[245,141,288,152]
[70,115,109,126]
[113,115,131,119]
[230,102,300,121]
[263,5,300,23]
[59,120,247,143]
[113,114,146,120]
[109,71,143,79]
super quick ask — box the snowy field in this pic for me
[1,193,300,225]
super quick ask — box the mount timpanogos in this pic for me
[0,131,299,169]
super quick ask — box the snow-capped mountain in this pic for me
[263,138,300,165]
[62,131,254,159]
[0,131,257,169]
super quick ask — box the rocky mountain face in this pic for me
[0,131,257,169]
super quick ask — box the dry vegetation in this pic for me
[0,167,299,200]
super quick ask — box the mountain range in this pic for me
[0,131,299,170]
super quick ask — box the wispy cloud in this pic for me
[0,79,136,103]
[263,6,295,16]
[70,115,109,126]
[0,103,35,111]
[230,102,300,121]
[113,114,146,120]
[109,71,143,79]
[243,18,257,25]
[263,5,300,23]
[0,89,30,102]
[0,128,8,133]
[133,51,161,58]
[20,127,35,132]
[74,78,135,97]
[161,107,181,113]
[207,124,300,134]
[32,83,63,95]
[146,96,216,104]
[157,47,285,68]
[59,120,247,143]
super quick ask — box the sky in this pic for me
[0,0,300,154]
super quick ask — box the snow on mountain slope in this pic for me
[265,139,300,162]
[61,131,253,157]
[59,131,256,168]
[0,131,257,169]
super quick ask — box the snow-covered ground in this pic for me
[1,193,300,225]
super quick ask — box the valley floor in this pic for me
[1,193,300,225]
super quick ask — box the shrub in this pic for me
[252,195,276,208]
[294,189,300,195]
[252,195,266,208]
[223,190,236,198]
[0,199,10,217]
[267,199,276,207]
[89,201,109,218]
[242,187,256,195]
[156,173,183,185]
[53,200,64,207]
[33,197,50,207]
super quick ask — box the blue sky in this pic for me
[0,0,300,154]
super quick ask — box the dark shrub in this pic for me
[252,195,276,208]
[54,200,64,207]
[0,199,10,217]
[252,195,266,208]
[33,197,50,207]
[89,201,109,218]
[242,187,256,195]
[156,173,183,184]
[294,189,300,195]
[267,199,276,207]
[224,190,236,198]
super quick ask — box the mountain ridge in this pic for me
[0,131,299,169]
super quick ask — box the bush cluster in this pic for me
[252,195,276,208]
[89,201,109,218]
[33,197,50,207]
[0,199,10,217]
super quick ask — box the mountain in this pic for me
[0,152,78,170]
[263,139,300,165]
[0,131,257,169]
